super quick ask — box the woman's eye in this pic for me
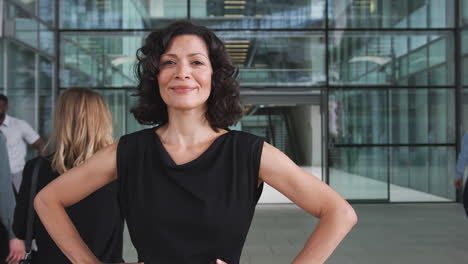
[161,60,175,65]
[192,61,203,65]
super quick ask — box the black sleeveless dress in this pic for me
[116,127,264,264]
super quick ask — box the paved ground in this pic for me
[123,203,468,264]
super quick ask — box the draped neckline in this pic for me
[152,126,232,168]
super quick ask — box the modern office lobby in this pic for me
[1,0,468,263]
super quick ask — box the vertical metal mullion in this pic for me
[387,33,396,202]
[3,40,7,95]
[407,0,410,29]
[324,0,330,185]
[123,89,127,136]
[54,0,59,105]
[34,53,39,131]
[35,0,40,131]
[323,88,329,184]
[455,0,462,202]
[187,0,190,19]
[426,1,431,195]
[387,86,391,202]
[0,0,4,38]
[2,0,6,94]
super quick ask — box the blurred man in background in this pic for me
[0,94,44,193]
[0,130,25,263]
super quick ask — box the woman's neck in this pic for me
[158,108,219,147]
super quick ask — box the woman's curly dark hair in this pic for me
[131,20,243,130]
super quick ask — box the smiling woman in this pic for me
[33,20,357,264]
[157,35,213,111]
[131,21,243,130]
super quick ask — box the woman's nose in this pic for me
[175,64,191,79]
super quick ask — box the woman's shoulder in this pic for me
[119,127,155,143]
[117,127,156,150]
[229,129,265,143]
[116,127,156,161]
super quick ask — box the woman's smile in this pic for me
[170,85,197,94]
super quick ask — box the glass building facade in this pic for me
[1,0,466,202]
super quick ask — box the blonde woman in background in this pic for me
[13,88,124,264]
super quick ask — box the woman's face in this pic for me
[157,34,213,112]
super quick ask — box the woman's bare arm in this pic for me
[259,143,358,264]
[34,143,120,264]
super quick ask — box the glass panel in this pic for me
[329,0,454,28]
[60,0,187,29]
[390,147,455,202]
[238,104,321,168]
[0,40,3,93]
[97,89,127,139]
[328,31,454,86]
[94,89,146,139]
[60,32,144,88]
[463,30,468,87]
[329,89,388,144]
[192,0,325,29]
[39,0,55,25]
[7,43,36,128]
[39,24,54,56]
[462,88,468,134]
[38,57,53,139]
[61,31,325,88]
[10,0,37,16]
[462,0,468,26]
[464,57,468,87]
[329,147,388,200]
[390,88,455,144]
[218,31,325,87]
[330,89,455,145]
[7,2,39,48]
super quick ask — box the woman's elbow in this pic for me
[33,189,57,215]
[341,203,358,228]
[34,190,47,214]
[320,200,358,228]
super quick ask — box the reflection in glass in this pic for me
[463,30,468,86]
[462,89,468,135]
[463,0,468,26]
[60,0,187,29]
[329,90,387,144]
[60,33,144,87]
[330,89,455,145]
[39,58,53,138]
[329,0,454,28]
[11,0,37,17]
[217,31,325,87]
[98,90,127,139]
[7,2,39,48]
[7,43,36,128]
[390,147,455,201]
[0,40,3,93]
[238,104,321,167]
[95,89,152,139]
[192,0,325,29]
[39,0,55,25]
[61,31,326,88]
[329,31,454,86]
[329,147,388,200]
[39,24,54,56]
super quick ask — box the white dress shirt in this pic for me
[0,115,40,174]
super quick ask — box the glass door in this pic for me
[326,89,390,202]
